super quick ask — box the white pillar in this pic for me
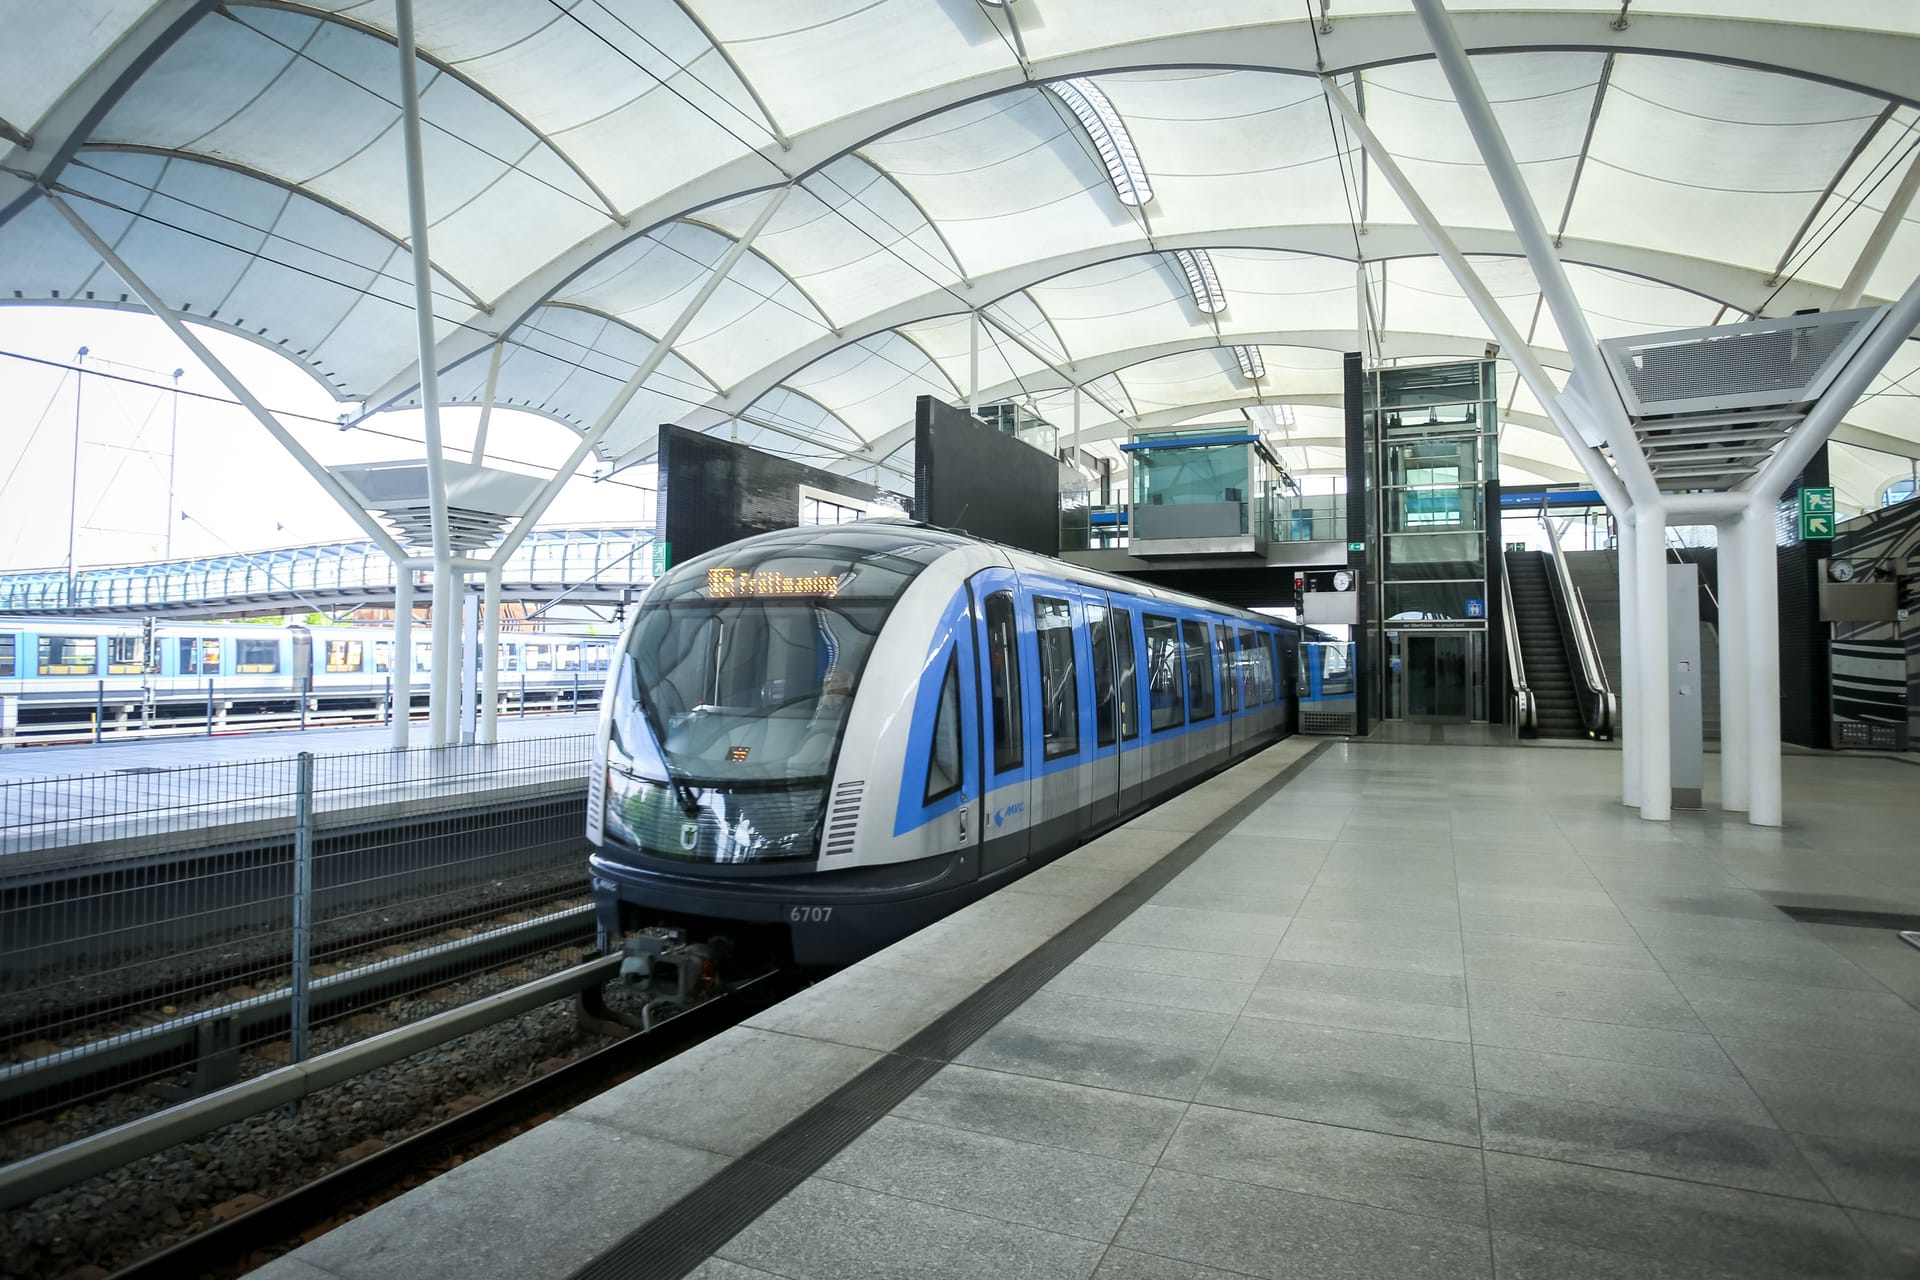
[1617,512,1639,809]
[1716,520,1749,812]
[480,568,502,744]
[968,309,981,417]
[430,561,455,745]
[391,567,414,750]
[1745,497,1783,826]
[1635,504,1672,821]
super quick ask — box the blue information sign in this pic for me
[1464,598,1486,619]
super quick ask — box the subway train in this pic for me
[0,616,616,722]
[588,520,1316,968]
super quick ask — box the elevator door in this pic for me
[1405,632,1470,721]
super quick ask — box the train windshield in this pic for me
[623,526,949,786]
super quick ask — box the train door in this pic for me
[1112,605,1146,814]
[1025,585,1089,862]
[972,577,1030,874]
[289,626,313,697]
[1082,591,1122,831]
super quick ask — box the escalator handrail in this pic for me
[1539,507,1615,736]
[1498,552,1535,736]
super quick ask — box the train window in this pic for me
[498,643,519,673]
[373,641,393,673]
[1181,620,1215,721]
[1269,633,1283,696]
[555,642,580,672]
[325,640,364,673]
[38,636,98,676]
[414,642,432,673]
[1113,609,1138,742]
[1143,614,1184,731]
[0,633,14,678]
[584,644,609,672]
[985,591,1023,773]
[235,637,281,674]
[526,644,552,672]
[1240,631,1268,705]
[1214,625,1238,715]
[108,635,144,675]
[1087,602,1116,748]
[924,653,963,803]
[1034,597,1080,760]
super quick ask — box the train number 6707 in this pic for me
[787,906,833,924]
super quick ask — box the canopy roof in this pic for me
[4,2,1917,498]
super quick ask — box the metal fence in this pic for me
[0,733,596,1163]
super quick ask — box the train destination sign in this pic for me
[705,567,844,598]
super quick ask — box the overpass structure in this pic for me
[0,526,655,619]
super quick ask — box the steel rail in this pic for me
[0,905,596,1123]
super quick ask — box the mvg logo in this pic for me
[992,801,1025,829]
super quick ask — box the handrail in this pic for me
[1540,508,1616,737]
[1498,553,1535,736]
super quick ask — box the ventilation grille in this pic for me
[1599,308,1881,417]
[586,763,605,839]
[1302,710,1356,735]
[821,780,864,858]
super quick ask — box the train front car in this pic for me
[588,523,986,968]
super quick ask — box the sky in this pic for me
[0,306,656,572]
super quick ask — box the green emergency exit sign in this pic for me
[1799,487,1834,540]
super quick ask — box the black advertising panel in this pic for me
[655,425,885,565]
[912,396,1061,555]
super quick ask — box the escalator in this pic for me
[1502,512,1616,740]
[1506,551,1584,737]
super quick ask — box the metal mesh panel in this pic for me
[0,734,593,1164]
[1601,310,1878,416]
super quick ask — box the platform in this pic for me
[0,713,596,865]
[256,736,1920,1280]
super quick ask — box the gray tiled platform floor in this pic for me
[704,742,1920,1280]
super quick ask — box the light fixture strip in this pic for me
[1046,77,1153,207]
[1234,345,1265,380]
[1171,248,1227,314]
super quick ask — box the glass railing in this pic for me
[0,526,657,614]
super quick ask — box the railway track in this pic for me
[1,899,599,1134]
[101,969,797,1280]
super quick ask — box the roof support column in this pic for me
[391,565,414,750]
[1715,515,1749,813]
[1834,146,1920,310]
[394,0,458,747]
[969,309,981,417]
[480,566,502,745]
[41,193,409,564]
[1319,78,1628,517]
[1615,510,1639,809]
[1742,495,1783,826]
[1632,501,1672,821]
[1407,0,1658,506]
[471,339,505,465]
[490,184,792,565]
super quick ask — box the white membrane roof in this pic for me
[2,2,1916,498]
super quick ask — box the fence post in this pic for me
[519,668,526,718]
[94,681,104,745]
[572,670,580,712]
[299,687,309,733]
[384,676,392,726]
[206,679,215,737]
[291,751,315,1065]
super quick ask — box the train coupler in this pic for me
[617,927,731,1029]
